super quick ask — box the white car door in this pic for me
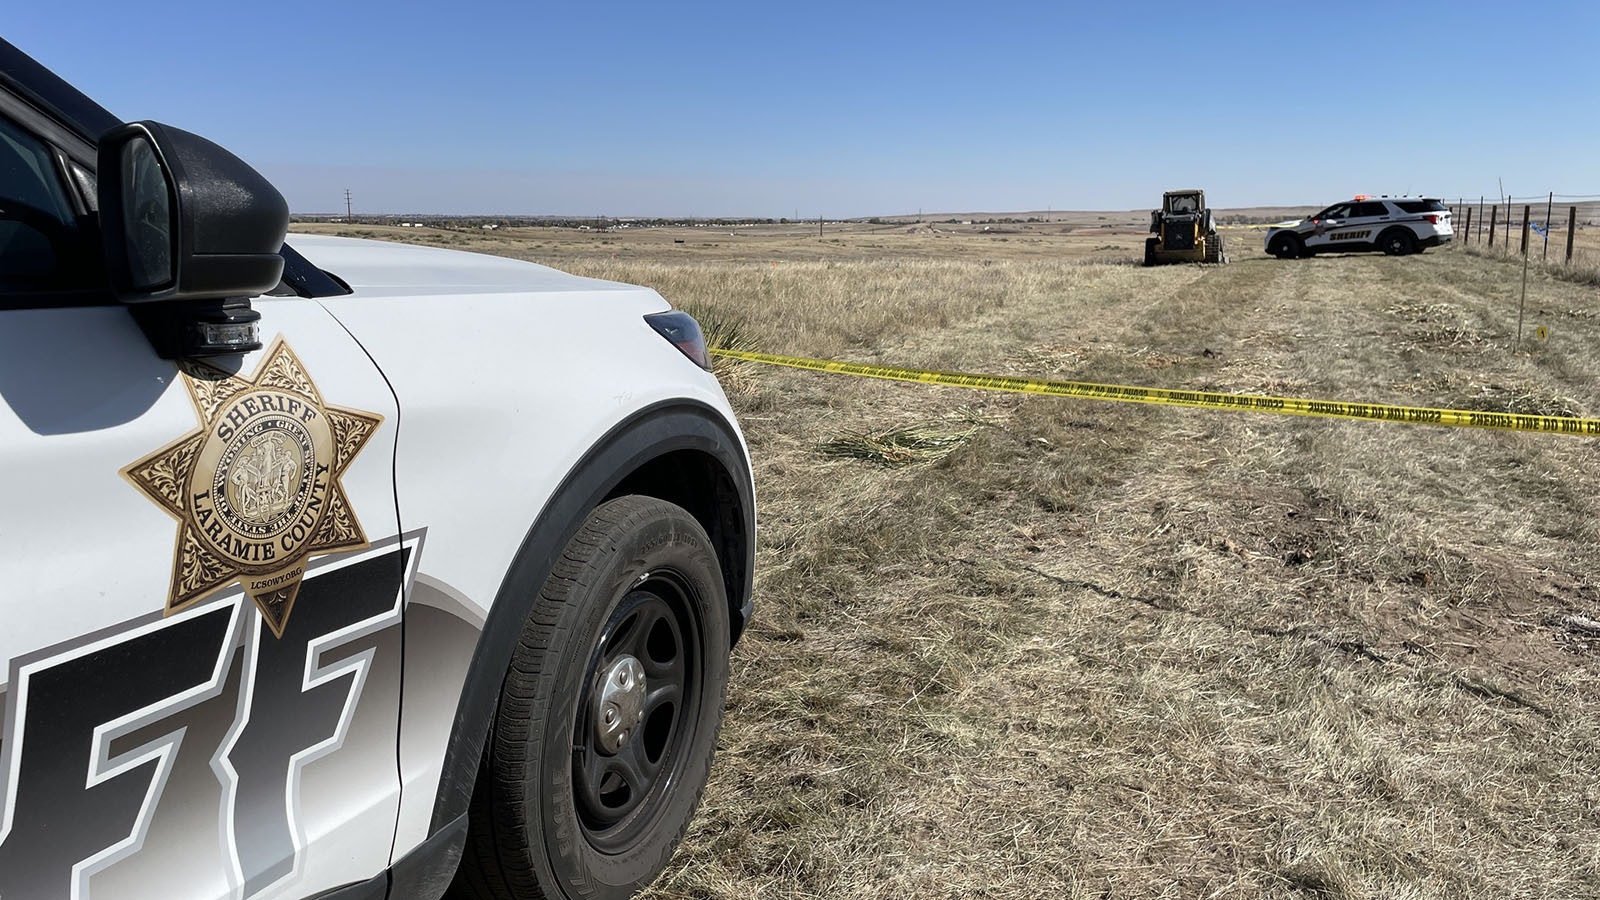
[1301,202,1353,252]
[0,103,405,900]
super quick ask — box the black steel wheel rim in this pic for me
[572,571,703,852]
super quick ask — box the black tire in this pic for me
[1204,232,1226,264]
[1143,237,1157,266]
[1268,233,1303,260]
[452,495,730,900]
[1380,228,1416,256]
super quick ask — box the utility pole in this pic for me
[344,189,353,223]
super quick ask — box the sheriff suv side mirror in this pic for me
[97,121,289,358]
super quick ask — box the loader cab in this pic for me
[1144,187,1227,266]
[1164,191,1204,216]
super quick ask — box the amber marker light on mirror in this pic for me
[644,310,712,370]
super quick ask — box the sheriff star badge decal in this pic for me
[123,337,383,638]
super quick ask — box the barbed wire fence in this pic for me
[1447,192,1600,266]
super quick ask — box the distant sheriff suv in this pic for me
[1265,196,1453,259]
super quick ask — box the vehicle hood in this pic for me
[285,233,659,302]
[1267,219,1305,231]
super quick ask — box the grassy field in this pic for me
[300,221,1600,899]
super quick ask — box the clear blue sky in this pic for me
[9,1,1597,217]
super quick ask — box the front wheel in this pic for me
[453,495,730,900]
[1268,233,1303,260]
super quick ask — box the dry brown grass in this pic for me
[296,222,1600,899]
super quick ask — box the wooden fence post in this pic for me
[1477,196,1485,243]
[1568,206,1578,264]
[1463,206,1472,244]
[1488,204,1497,247]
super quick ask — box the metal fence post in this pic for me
[1488,204,1497,248]
[1568,206,1578,264]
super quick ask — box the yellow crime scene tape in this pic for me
[712,349,1600,438]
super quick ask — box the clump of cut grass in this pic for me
[818,421,977,467]
[1459,382,1586,418]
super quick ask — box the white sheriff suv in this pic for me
[0,39,755,900]
[1264,196,1454,259]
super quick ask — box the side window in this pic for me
[1350,202,1388,218]
[1317,204,1351,221]
[0,114,92,291]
